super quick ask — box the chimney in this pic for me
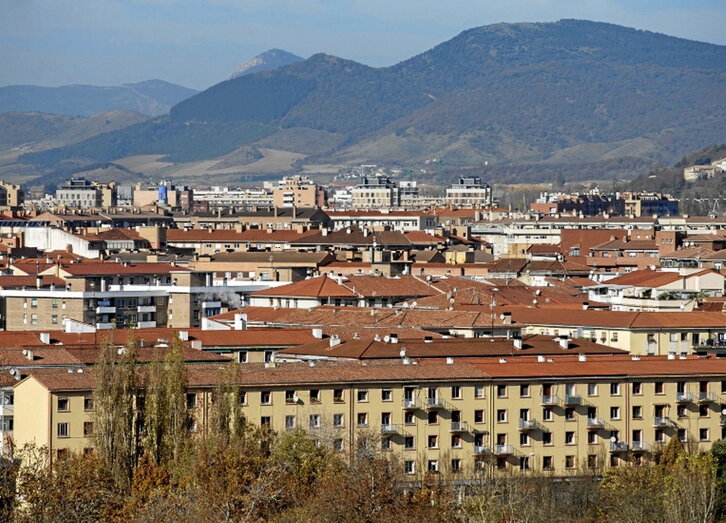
[234,313,248,331]
[178,330,189,341]
[389,333,398,344]
[446,357,454,364]
[312,328,323,339]
[424,336,433,343]
[578,353,587,362]
[537,355,545,362]
[321,228,328,237]
[500,312,512,325]
[329,334,341,348]
[513,336,523,350]
[191,340,202,350]
[39,333,50,345]
[23,349,34,361]
[667,353,676,360]
[558,335,569,350]
[36,275,42,289]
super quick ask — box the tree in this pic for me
[93,332,140,489]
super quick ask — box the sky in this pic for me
[1,0,725,91]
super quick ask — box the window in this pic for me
[285,415,296,430]
[186,393,197,408]
[474,385,485,398]
[83,422,94,437]
[655,382,664,394]
[565,455,575,469]
[381,437,391,451]
[474,409,484,423]
[404,436,415,450]
[83,397,94,411]
[333,414,344,428]
[427,411,438,424]
[497,384,507,398]
[57,397,69,412]
[52,298,58,309]
[700,428,710,441]
[238,351,248,364]
[565,431,575,445]
[610,383,620,396]
[428,435,438,449]
[381,389,392,401]
[333,389,344,402]
[451,459,461,473]
[632,405,642,419]
[428,460,439,473]
[57,422,69,438]
[655,429,665,443]
[520,384,530,397]
[519,433,529,446]
[51,315,58,325]
[632,429,642,442]
[333,439,343,452]
[357,413,368,427]
[30,314,38,325]
[542,407,553,421]
[587,383,597,396]
[565,407,575,421]
[405,460,415,474]
[610,406,620,420]
[543,431,553,445]
[309,414,321,429]
[285,390,297,404]
[310,389,320,403]
[264,350,274,363]
[678,428,687,442]
[699,405,710,417]
[677,405,687,417]
[238,391,247,405]
[497,409,507,422]
[451,385,462,399]
[451,434,462,448]
[357,389,369,402]
[543,456,553,470]
[519,456,530,470]
[588,455,598,469]
[632,382,642,395]
[261,391,272,405]
[404,411,415,425]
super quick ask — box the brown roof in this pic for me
[167,228,317,243]
[591,239,658,251]
[58,261,187,276]
[252,275,358,298]
[594,270,682,288]
[510,308,726,329]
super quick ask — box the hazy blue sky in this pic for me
[2,0,725,90]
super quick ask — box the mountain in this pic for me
[229,49,304,79]
[0,80,198,117]
[17,20,726,183]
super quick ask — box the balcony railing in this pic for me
[402,398,420,410]
[518,419,538,431]
[137,305,156,313]
[450,421,469,433]
[95,306,116,314]
[610,442,628,452]
[541,395,560,406]
[425,397,445,409]
[653,417,674,428]
[586,417,604,429]
[473,445,491,456]
[494,444,514,455]
[631,441,650,452]
[380,423,399,434]
[698,392,717,403]
[564,395,583,406]
[675,392,693,403]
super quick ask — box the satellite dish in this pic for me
[610,436,616,443]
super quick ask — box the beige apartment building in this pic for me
[272,176,325,208]
[13,355,726,475]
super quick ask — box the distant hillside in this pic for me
[0,111,148,150]
[15,20,726,181]
[0,80,198,117]
[229,49,304,79]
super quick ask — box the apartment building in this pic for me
[0,181,24,210]
[55,178,116,209]
[351,176,400,209]
[446,177,491,207]
[272,176,326,208]
[13,355,726,475]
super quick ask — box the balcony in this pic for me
[202,300,222,309]
[380,424,399,434]
[631,441,650,452]
[586,417,605,430]
[698,392,717,403]
[402,398,419,410]
[137,321,156,329]
[425,397,445,410]
[675,392,693,403]
[494,444,514,455]
[564,395,583,406]
[95,322,114,330]
[450,421,469,433]
[473,445,491,456]
[653,417,675,428]
[518,419,538,432]
[610,442,628,452]
[540,395,560,406]
[137,305,156,313]
[95,306,116,314]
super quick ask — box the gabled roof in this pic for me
[591,239,658,251]
[594,270,682,288]
[510,308,726,329]
[252,275,357,298]
[289,227,410,247]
